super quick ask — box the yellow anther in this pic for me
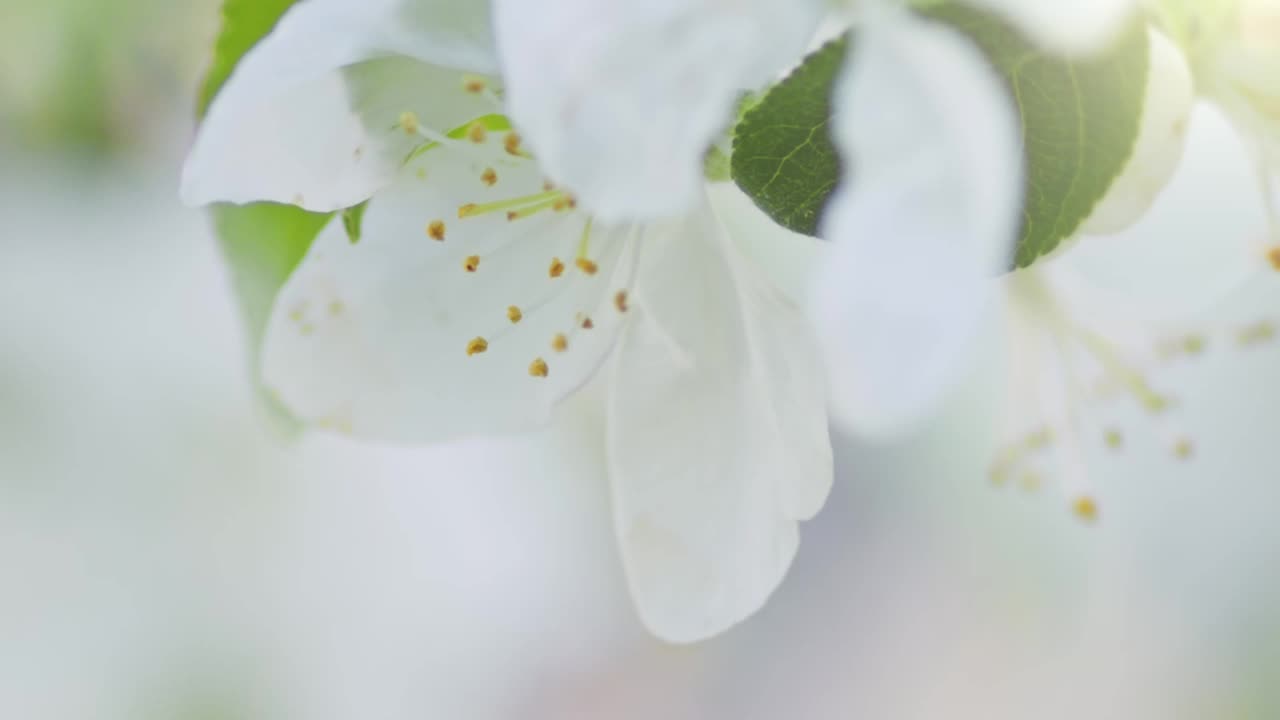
[300,323,316,336]
[542,180,556,191]
[549,258,565,278]
[575,257,598,275]
[467,121,487,143]
[288,305,306,324]
[1181,335,1207,355]
[1072,496,1099,523]
[481,167,498,187]
[507,306,523,324]
[399,111,420,136]
[328,300,345,317]
[1104,428,1124,450]
[458,203,477,218]
[463,76,487,94]
[1238,321,1277,346]
[466,337,489,356]
[551,333,568,352]
[1024,427,1053,450]
[1019,471,1041,492]
[464,255,481,273]
[614,290,629,313]
[504,132,522,155]
[553,198,571,212]
[1173,438,1194,460]
[581,316,594,330]
[529,357,549,377]
[1268,246,1280,271]
[989,467,1008,487]
[427,220,446,241]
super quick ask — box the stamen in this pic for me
[575,258,598,275]
[328,300,344,317]
[462,75,487,94]
[504,132,523,155]
[1173,438,1195,460]
[466,337,489,356]
[1268,246,1280,271]
[464,255,480,273]
[1072,496,1099,523]
[427,220,446,241]
[507,306,523,324]
[1074,326,1170,413]
[549,258,565,278]
[614,290,629,313]
[1103,428,1124,450]
[529,357,549,377]
[481,168,498,187]
[551,333,568,353]
[458,190,563,219]
[581,316,594,330]
[399,111,419,136]
[1238,320,1276,346]
[506,197,561,221]
[467,121,488,143]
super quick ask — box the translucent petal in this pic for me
[492,0,824,220]
[607,199,832,643]
[261,137,635,443]
[182,0,497,211]
[969,0,1137,55]
[814,10,1023,438]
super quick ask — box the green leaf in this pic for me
[729,5,1150,268]
[342,201,369,244]
[198,0,331,432]
[730,36,847,236]
[922,4,1150,267]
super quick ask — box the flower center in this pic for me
[393,89,638,382]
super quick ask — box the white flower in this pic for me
[182,0,832,643]
[1151,0,1280,257]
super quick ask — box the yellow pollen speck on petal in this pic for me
[467,122,487,143]
[504,132,522,155]
[549,258,565,278]
[1072,496,1099,523]
[427,220,446,241]
[507,306,523,323]
[551,333,568,352]
[1268,246,1280,271]
[463,76,487,93]
[464,255,481,273]
[529,357,549,377]
[614,290,629,313]
[399,111,419,136]
[481,168,498,186]
[1104,428,1124,450]
[466,337,489,356]
[575,257,598,275]
[1173,438,1194,461]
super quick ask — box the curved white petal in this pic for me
[261,133,636,443]
[607,199,832,643]
[970,0,1137,56]
[814,11,1022,438]
[493,0,824,221]
[1080,28,1194,235]
[182,0,497,211]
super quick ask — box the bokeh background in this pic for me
[3,1,1279,718]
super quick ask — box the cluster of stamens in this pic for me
[392,86,636,382]
[992,272,1279,525]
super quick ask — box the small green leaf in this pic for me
[198,0,331,431]
[923,4,1150,267]
[731,36,848,236]
[729,5,1150,269]
[342,201,369,244]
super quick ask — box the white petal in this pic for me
[493,0,824,221]
[261,136,635,443]
[181,0,497,211]
[606,199,832,643]
[814,11,1022,438]
[969,0,1137,56]
[1080,28,1195,235]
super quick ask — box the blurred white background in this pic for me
[2,1,1279,718]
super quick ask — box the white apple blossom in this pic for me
[182,0,832,643]
[1150,0,1280,259]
